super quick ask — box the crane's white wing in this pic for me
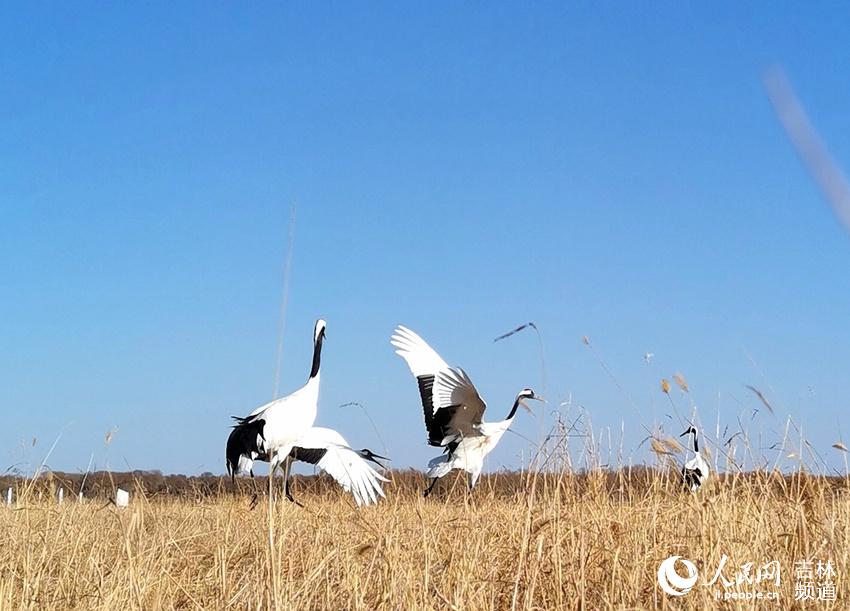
[391,325,488,446]
[317,444,388,506]
[291,427,388,507]
[390,325,449,378]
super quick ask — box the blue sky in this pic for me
[2,4,850,476]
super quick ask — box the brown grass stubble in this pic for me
[0,469,847,609]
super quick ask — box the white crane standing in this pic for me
[226,319,326,500]
[391,325,542,496]
[680,426,710,492]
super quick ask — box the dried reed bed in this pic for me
[1,470,847,609]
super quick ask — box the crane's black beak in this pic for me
[679,428,691,437]
[361,450,389,468]
[520,393,545,414]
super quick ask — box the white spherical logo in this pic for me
[657,555,698,596]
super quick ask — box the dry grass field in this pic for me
[0,469,847,610]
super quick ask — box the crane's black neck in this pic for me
[506,396,522,420]
[691,429,700,453]
[309,334,324,379]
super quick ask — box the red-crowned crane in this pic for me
[391,325,542,496]
[680,426,710,492]
[226,319,326,500]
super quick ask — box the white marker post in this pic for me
[115,488,130,508]
[5,487,11,506]
[58,487,64,504]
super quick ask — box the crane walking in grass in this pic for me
[226,319,326,501]
[391,325,543,496]
[680,426,710,492]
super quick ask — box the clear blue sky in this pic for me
[2,4,849,476]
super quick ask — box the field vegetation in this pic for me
[1,467,847,609]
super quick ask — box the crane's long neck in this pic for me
[505,396,522,421]
[309,333,324,380]
[691,429,700,453]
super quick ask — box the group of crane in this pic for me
[225,320,389,507]
[225,319,710,507]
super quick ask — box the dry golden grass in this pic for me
[1,470,847,610]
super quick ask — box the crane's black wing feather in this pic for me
[417,375,460,446]
[226,418,267,480]
[290,446,327,465]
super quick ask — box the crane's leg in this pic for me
[282,456,303,507]
[247,468,261,510]
[249,493,260,511]
[423,477,439,497]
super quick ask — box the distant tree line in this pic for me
[1,468,844,502]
